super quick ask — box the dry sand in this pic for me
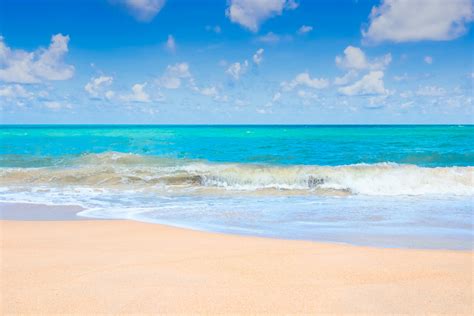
[1,219,472,314]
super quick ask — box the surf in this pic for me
[0,152,472,196]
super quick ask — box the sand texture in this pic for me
[1,219,472,314]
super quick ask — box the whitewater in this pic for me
[1,152,472,196]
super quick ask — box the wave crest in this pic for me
[0,152,472,196]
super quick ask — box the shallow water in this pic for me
[1,125,473,249]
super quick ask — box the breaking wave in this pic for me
[0,152,472,196]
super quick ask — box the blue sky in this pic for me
[0,0,473,124]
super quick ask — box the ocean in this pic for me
[1,125,472,249]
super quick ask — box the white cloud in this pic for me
[285,0,299,10]
[271,72,328,107]
[297,25,313,35]
[120,0,166,22]
[191,84,228,102]
[157,62,227,101]
[335,46,391,70]
[84,76,114,99]
[32,34,74,81]
[335,46,367,70]
[256,32,280,44]
[272,91,281,102]
[0,84,30,99]
[416,85,446,96]
[194,85,228,102]
[338,70,387,96]
[121,83,151,103]
[281,72,329,91]
[43,101,61,109]
[256,107,272,114]
[105,90,115,100]
[334,70,358,85]
[159,62,191,89]
[156,62,226,101]
[165,34,176,53]
[0,34,74,84]
[255,32,292,44]
[226,0,299,32]
[393,73,409,81]
[400,100,415,109]
[296,89,318,101]
[199,86,218,97]
[367,95,388,109]
[424,56,433,64]
[362,0,474,43]
[43,101,71,110]
[253,48,264,65]
[226,60,249,80]
[444,95,472,108]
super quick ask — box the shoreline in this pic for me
[2,201,472,251]
[2,201,473,251]
[1,205,473,314]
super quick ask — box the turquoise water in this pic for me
[0,125,473,249]
[1,125,473,167]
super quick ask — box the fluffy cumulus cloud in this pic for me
[334,70,358,86]
[338,71,387,96]
[226,60,249,80]
[159,62,192,89]
[85,75,160,104]
[297,25,313,35]
[0,34,74,84]
[252,48,264,65]
[199,86,218,97]
[0,84,31,99]
[121,83,151,103]
[281,72,329,91]
[225,48,265,80]
[335,46,391,70]
[268,71,328,106]
[84,75,114,99]
[362,0,474,43]
[226,0,299,32]
[155,62,227,101]
[118,0,166,22]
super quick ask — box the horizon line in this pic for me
[1,123,473,127]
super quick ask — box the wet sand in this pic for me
[0,202,86,221]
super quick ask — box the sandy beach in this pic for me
[1,208,472,314]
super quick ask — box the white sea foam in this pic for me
[0,152,472,196]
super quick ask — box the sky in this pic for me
[0,0,473,124]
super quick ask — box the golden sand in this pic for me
[1,219,472,314]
